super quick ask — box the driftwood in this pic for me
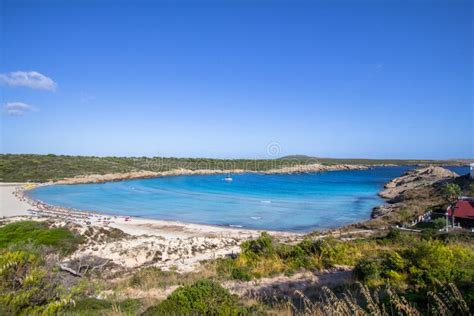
[59,264,83,277]
[88,259,110,274]
[59,257,111,277]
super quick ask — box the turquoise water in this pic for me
[28,166,470,232]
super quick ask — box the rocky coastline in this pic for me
[371,166,458,219]
[53,163,369,185]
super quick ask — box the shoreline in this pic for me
[0,164,409,235]
[51,163,370,185]
[0,163,376,237]
[4,182,302,239]
[5,164,457,237]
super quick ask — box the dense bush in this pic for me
[216,233,366,280]
[355,240,474,289]
[0,221,83,254]
[142,279,251,315]
[0,249,72,315]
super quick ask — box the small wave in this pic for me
[250,216,261,220]
[260,200,271,204]
[229,224,243,228]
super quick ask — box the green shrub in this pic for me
[0,249,72,315]
[142,279,248,315]
[355,239,474,289]
[65,298,141,315]
[215,257,252,281]
[432,218,447,229]
[240,232,274,259]
[355,258,382,284]
[0,221,83,254]
[230,265,252,281]
[68,297,112,311]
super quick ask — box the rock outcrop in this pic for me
[371,166,458,219]
[264,164,368,174]
[378,166,458,202]
[371,203,404,218]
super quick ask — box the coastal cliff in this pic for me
[370,166,458,220]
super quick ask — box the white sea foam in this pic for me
[250,216,261,220]
[260,200,271,204]
[229,224,243,228]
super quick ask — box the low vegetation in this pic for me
[215,231,473,298]
[0,248,73,315]
[64,298,141,315]
[142,279,257,315]
[0,221,83,254]
[284,282,470,315]
[0,154,461,182]
[0,219,472,315]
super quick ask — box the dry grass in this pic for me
[262,282,470,316]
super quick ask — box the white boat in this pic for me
[224,175,233,181]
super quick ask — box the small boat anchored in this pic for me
[224,174,233,182]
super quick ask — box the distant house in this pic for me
[470,163,474,179]
[447,197,474,227]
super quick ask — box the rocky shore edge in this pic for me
[370,166,459,219]
[53,163,370,185]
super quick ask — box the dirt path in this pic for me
[223,268,354,298]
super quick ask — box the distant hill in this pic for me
[0,154,467,183]
[278,155,469,167]
[449,159,474,164]
[277,155,319,161]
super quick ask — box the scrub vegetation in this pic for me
[0,153,462,182]
[213,231,474,292]
[0,220,83,254]
[0,221,472,315]
[142,279,258,315]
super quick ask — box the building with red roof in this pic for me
[447,197,474,227]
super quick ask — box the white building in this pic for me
[471,163,474,179]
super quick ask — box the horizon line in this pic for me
[1,152,472,162]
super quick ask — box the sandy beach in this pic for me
[0,164,372,236]
[0,183,33,217]
[1,182,298,238]
[0,181,302,272]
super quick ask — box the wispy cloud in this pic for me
[0,71,57,91]
[3,102,36,116]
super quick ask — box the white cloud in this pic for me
[0,71,57,91]
[3,102,36,116]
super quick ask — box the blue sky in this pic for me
[1,0,472,159]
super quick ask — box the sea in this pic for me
[28,166,470,232]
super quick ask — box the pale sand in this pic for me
[0,183,32,217]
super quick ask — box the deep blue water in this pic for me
[29,166,470,232]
